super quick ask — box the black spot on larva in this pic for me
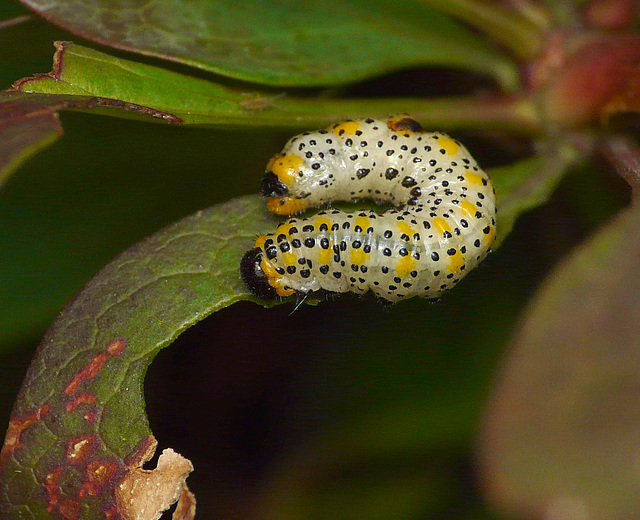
[312,163,321,170]
[383,248,392,256]
[401,176,417,188]
[384,230,393,238]
[385,168,399,179]
[304,238,315,248]
[356,168,370,179]
[300,269,311,278]
[286,266,296,274]
[291,239,301,248]
[319,265,330,275]
[279,242,290,253]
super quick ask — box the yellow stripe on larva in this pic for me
[255,234,268,251]
[283,252,297,266]
[274,282,295,297]
[433,217,451,236]
[267,153,304,185]
[438,137,459,155]
[448,250,465,272]
[397,220,416,237]
[355,215,370,230]
[484,226,496,246]
[259,258,279,279]
[318,243,332,265]
[460,200,478,218]
[267,196,308,215]
[396,255,416,277]
[314,215,332,230]
[332,121,360,136]
[350,248,369,266]
[465,171,485,186]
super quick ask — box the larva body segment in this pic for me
[241,116,496,303]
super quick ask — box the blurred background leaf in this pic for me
[479,202,640,520]
[19,0,518,87]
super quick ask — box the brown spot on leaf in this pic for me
[45,467,63,512]
[115,436,195,520]
[0,404,50,465]
[239,93,286,111]
[79,460,118,497]
[65,340,127,395]
[107,339,126,355]
[58,499,81,520]
[66,435,96,465]
[65,393,97,413]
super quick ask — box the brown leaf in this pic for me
[116,436,195,520]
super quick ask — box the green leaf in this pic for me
[18,42,535,132]
[20,0,517,88]
[488,142,580,247]
[478,202,640,519]
[0,195,276,519]
[0,91,183,188]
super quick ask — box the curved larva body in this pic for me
[241,116,496,303]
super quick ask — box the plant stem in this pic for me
[270,94,540,134]
[415,0,547,60]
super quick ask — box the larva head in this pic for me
[240,247,278,300]
[262,153,310,215]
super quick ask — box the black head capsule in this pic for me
[240,248,278,300]
[262,171,289,198]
